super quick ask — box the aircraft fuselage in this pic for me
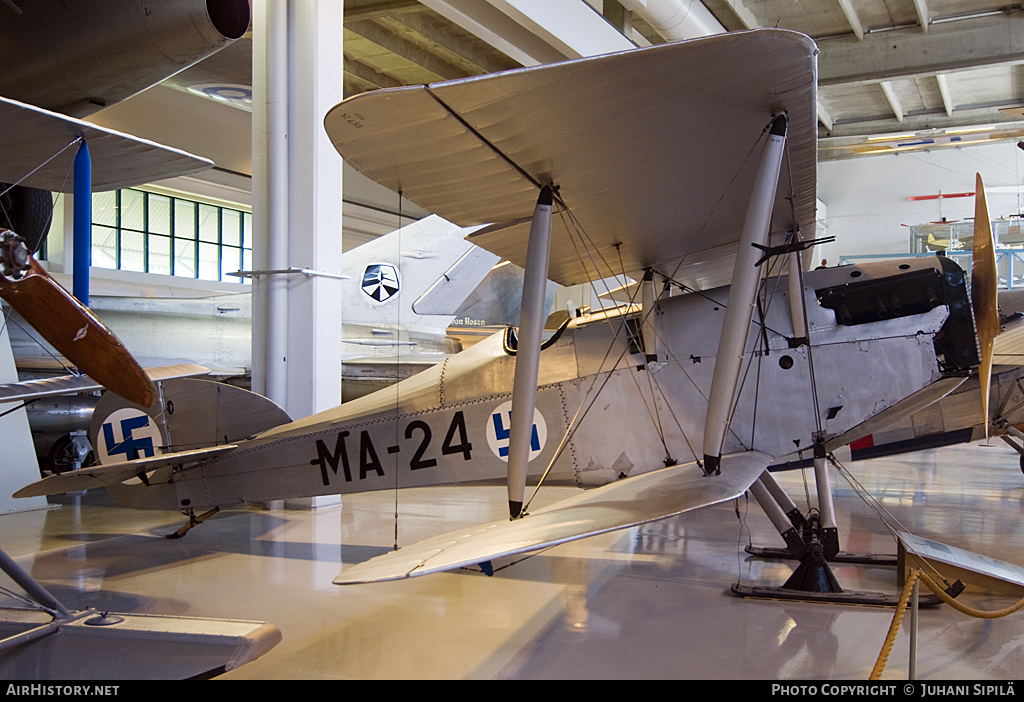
[97,253,977,513]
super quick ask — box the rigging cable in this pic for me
[0,139,80,375]
[522,205,670,512]
[393,189,403,551]
[0,136,82,200]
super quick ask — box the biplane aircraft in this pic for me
[15,29,997,602]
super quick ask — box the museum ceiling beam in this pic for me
[880,81,905,122]
[345,0,422,21]
[345,19,472,82]
[343,56,404,91]
[818,12,1024,86]
[822,105,1024,139]
[719,0,760,30]
[936,74,955,117]
[835,0,865,40]
[912,0,930,32]
[382,9,519,74]
[817,101,834,131]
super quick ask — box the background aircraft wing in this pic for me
[0,363,212,403]
[325,29,816,290]
[14,444,237,498]
[0,95,213,192]
[334,451,771,585]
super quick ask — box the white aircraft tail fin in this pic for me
[340,215,499,330]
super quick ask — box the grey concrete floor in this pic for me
[2,440,1024,679]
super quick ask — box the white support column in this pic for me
[702,114,787,475]
[252,1,344,418]
[284,1,344,419]
[507,185,553,519]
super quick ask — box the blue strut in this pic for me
[73,140,91,307]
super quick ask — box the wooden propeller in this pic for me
[971,173,999,436]
[0,230,156,407]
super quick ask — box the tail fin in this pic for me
[339,215,499,330]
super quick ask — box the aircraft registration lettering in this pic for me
[311,411,474,486]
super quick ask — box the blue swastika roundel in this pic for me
[97,408,163,465]
[361,263,400,303]
[486,400,547,463]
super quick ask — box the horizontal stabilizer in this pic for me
[0,608,280,679]
[899,531,1024,594]
[0,363,212,404]
[823,376,966,453]
[334,451,770,585]
[14,444,236,498]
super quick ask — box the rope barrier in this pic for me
[870,568,1024,679]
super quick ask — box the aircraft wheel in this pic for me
[1020,454,1024,475]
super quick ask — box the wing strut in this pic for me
[508,185,553,519]
[703,114,788,474]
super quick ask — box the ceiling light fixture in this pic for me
[867,133,916,141]
[944,125,994,134]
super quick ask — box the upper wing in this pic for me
[334,451,770,585]
[0,95,212,192]
[0,363,212,404]
[325,29,817,289]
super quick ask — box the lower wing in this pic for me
[334,451,771,585]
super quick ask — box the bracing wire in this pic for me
[664,117,776,285]
[523,113,786,505]
[523,199,677,512]
[0,136,82,200]
[393,189,403,551]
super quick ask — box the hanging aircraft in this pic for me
[0,2,289,674]
[0,0,252,409]
[0,0,250,119]
[11,30,995,604]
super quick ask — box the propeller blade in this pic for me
[0,252,156,407]
[971,173,999,436]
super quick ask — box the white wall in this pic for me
[818,141,1024,261]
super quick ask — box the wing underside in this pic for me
[325,29,817,290]
[334,451,771,585]
[0,363,212,404]
[14,444,237,498]
[0,95,213,192]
